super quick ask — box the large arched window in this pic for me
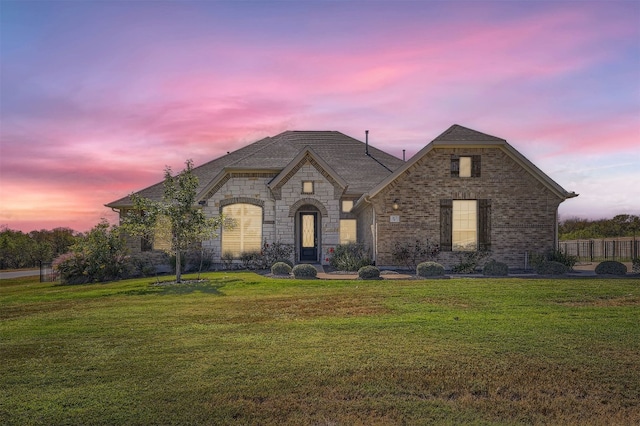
[221,203,262,257]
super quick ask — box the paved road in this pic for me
[0,269,40,279]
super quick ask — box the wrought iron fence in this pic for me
[559,237,639,262]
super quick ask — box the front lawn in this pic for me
[1,274,638,425]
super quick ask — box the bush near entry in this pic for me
[271,262,292,276]
[292,264,317,279]
[358,265,381,280]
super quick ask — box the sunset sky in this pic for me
[1,0,639,233]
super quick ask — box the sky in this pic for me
[1,0,639,233]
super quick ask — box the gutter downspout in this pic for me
[362,195,377,264]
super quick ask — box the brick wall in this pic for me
[371,147,563,269]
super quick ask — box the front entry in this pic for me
[299,212,318,262]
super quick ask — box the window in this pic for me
[339,219,357,244]
[302,181,314,194]
[221,203,262,257]
[342,200,354,213]
[452,200,477,251]
[440,199,491,252]
[451,155,481,177]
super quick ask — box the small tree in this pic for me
[122,160,223,283]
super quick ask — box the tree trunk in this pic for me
[175,250,182,283]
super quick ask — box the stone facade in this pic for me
[370,147,563,269]
[200,160,344,265]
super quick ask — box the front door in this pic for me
[300,213,318,262]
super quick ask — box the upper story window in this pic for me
[302,181,314,194]
[342,200,354,213]
[451,155,481,178]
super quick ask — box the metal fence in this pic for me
[559,237,639,262]
[40,262,58,282]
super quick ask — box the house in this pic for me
[106,125,577,269]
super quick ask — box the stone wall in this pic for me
[371,147,563,269]
[275,162,341,264]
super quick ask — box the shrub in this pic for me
[535,261,568,275]
[183,248,215,273]
[292,264,317,279]
[530,249,577,271]
[483,259,509,276]
[358,265,381,280]
[53,221,129,284]
[595,261,627,275]
[271,262,292,276]
[261,241,294,269]
[127,251,171,277]
[451,251,490,273]
[633,258,640,274]
[392,239,440,270]
[417,261,445,277]
[221,251,234,270]
[328,243,371,271]
[240,250,261,269]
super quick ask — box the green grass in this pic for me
[1,274,639,425]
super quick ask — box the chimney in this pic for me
[365,130,369,155]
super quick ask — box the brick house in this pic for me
[106,125,577,269]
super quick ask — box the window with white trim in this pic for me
[221,203,262,257]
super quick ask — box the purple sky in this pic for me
[1,0,639,232]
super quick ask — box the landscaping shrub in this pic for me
[483,259,509,276]
[358,265,381,280]
[239,250,261,269]
[535,261,568,275]
[292,264,317,279]
[53,221,129,284]
[530,249,577,271]
[451,250,490,273]
[128,251,171,277]
[183,248,215,273]
[595,261,628,276]
[271,262,292,276]
[261,241,294,269]
[632,258,640,274]
[416,261,445,277]
[328,243,371,271]
[392,239,440,270]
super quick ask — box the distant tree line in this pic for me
[0,226,80,269]
[559,214,640,240]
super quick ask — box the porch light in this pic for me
[392,199,399,210]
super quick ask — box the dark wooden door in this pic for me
[300,213,318,262]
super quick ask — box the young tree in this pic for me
[122,160,222,283]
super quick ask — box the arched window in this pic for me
[221,203,262,257]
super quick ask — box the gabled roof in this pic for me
[106,131,404,208]
[356,124,577,207]
[268,146,348,194]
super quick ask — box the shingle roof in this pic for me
[432,124,506,143]
[106,131,405,208]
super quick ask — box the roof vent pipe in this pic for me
[403,149,406,162]
[365,130,369,156]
